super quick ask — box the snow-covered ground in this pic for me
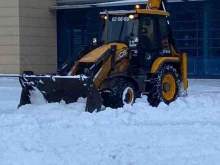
[1,78,220,165]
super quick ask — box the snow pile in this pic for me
[29,87,47,105]
[0,78,220,165]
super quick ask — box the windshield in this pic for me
[101,15,139,44]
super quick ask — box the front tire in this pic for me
[101,79,137,109]
[147,65,180,107]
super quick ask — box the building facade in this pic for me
[0,0,57,74]
[0,0,220,78]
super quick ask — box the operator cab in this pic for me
[100,9,173,69]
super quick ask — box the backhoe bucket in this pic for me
[18,75,103,113]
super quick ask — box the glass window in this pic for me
[139,16,157,49]
[198,48,203,57]
[159,17,169,38]
[158,16,171,55]
[104,16,139,43]
[211,48,220,56]
[181,48,197,57]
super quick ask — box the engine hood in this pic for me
[79,43,128,63]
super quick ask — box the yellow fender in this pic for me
[151,57,180,73]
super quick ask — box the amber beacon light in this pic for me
[135,4,140,9]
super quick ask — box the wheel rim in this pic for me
[162,74,176,101]
[123,87,134,105]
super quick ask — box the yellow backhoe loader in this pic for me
[18,0,188,112]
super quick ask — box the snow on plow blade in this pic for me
[18,75,103,113]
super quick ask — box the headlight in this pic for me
[129,15,135,19]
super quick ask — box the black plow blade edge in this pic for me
[18,75,103,113]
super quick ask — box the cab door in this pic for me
[138,15,160,68]
[158,16,172,56]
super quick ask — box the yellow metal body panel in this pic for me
[93,57,112,88]
[93,43,128,87]
[136,9,170,16]
[79,43,127,63]
[68,62,78,76]
[69,43,128,87]
[79,45,110,63]
[181,53,188,90]
[118,58,129,72]
[170,45,177,56]
[151,57,180,73]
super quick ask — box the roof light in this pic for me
[135,4,140,9]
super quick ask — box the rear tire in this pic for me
[147,65,180,107]
[101,78,137,109]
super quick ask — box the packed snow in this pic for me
[0,78,220,165]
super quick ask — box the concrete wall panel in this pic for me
[20,36,56,46]
[0,36,20,46]
[19,17,56,28]
[20,46,56,56]
[0,0,57,74]
[20,64,57,74]
[0,0,19,7]
[0,8,19,17]
[0,17,19,27]
[0,27,19,36]
[19,0,57,74]
[0,55,20,65]
[0,46,20,55]
[0,65,21,74]
[19,8,56,19]
[19,27,56,37]
[20,55,56,65]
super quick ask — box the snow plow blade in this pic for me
[18,75,103,113]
